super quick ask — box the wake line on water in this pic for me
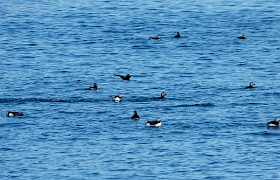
[0,98,98,103]
[0,98,214,107]
[174,103,214,107]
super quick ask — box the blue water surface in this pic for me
[1,0,280,179]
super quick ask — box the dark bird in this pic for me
[267,118,280,127]
[246,82,255,89]
[237,34,247,39]
[159,92,167,99]
[131,111,140,120]
[149,35,162,40]
[114,74,131,80]
[146,117,162,127]
[86,83,97,90]
[174,32,181,38]
[6,111,24,117]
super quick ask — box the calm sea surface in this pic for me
[1,0,280,179]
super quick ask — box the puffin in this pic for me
[114,94,124,102]
[267,118,280,127]
[246,82,255,89]
[146,117,162,127]
[86,83,97,90]
[131,111,140,120]
[6,111,24,117]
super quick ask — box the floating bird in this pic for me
[114,74,131,80]
[267,118,280,127]
[6,111,24,117]
[131,111,140,120]
[246,82,255,89]
[159,92,167,99]
[174,32,181,38]
[114,94,124,102]
[237,34,247,39]
[146,117,162,127]
[86,83,97,90]
[149,35,161,40]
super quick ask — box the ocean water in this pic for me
[1,0,280,179]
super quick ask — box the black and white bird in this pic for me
[246,82,255,89]
[267,118,280,127]
[6,111,24,117]
[114,94,124,102]
[146,117,162,127]
[237,34,247,39]
[114,74,131,80]
[86,83,97,90]
[131,111,140,120]
[149,35,162,40]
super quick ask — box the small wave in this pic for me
[175,103,214,107]
[248,130,280,137]
[131,97,166,102]
[0,122,29,128]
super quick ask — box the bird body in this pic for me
[267,118,280,127]
[174,32,181,38]
[114,74,131,80]
[149,35,161,40]
[159,92,167,99]
[86,83,97,90]
[6,111,24,117]
[146,117,162,127]
[131,111,140,120]
[246,82,255,89]
[237,34,247,39]
[114,95,124,102]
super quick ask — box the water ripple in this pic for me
[1,0,280,179]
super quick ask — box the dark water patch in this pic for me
[248,130,280,137]
[266,126,280,132]
[264,92,280,97]
[67,137,90,142]
[0,122,29,128]
[28,43,37,46]
[0,147,13,151]
[229,102,269,107]
[132,97,166,102]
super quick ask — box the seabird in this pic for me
[174,32,181,38]
[246,82,255,89]
[146,117,162,127]
[149,35,162,40]
[237,34,247,39]
[114,74,131,80]
[86,83,97,90]
[131,111,140,120]
[6,111,24,117]
[114,94,124,102]
[159,92,167,99]
[267,118,280,127]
